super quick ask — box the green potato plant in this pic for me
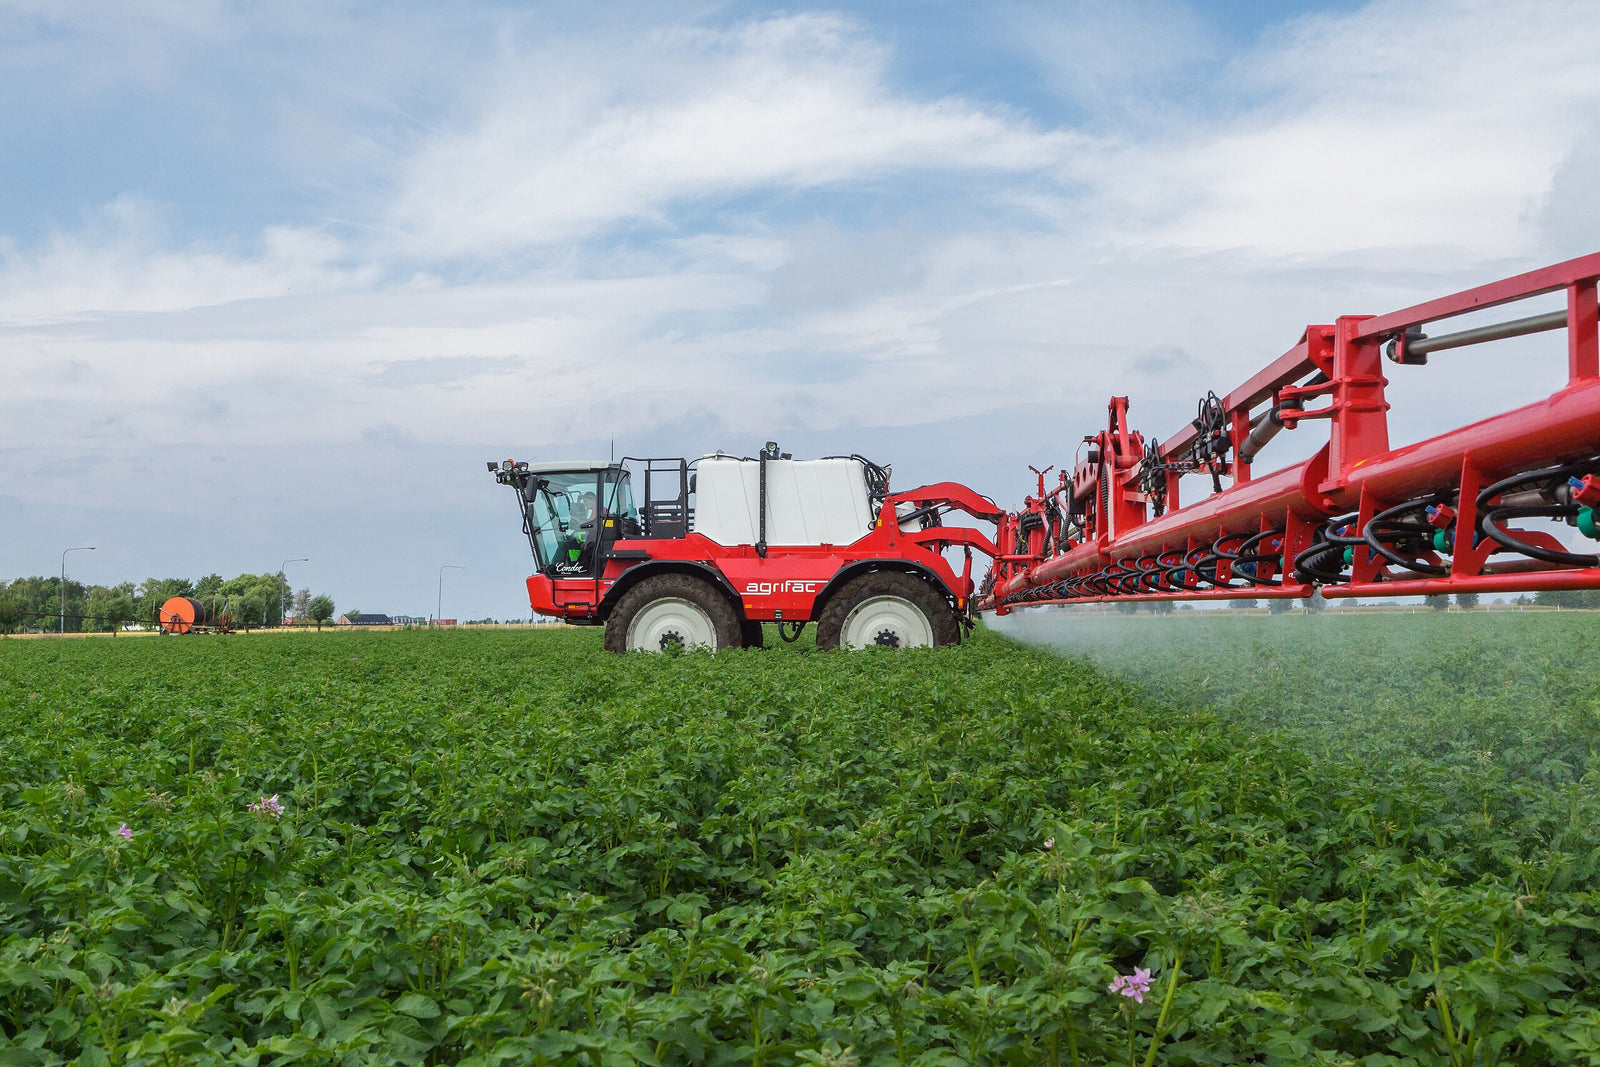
[0,622,1596,1064]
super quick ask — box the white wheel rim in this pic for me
[626,597,718,652]
[840,595,933,650]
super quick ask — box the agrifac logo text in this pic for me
[743,580,823,597]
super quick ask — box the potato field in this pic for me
[1,619,1598,1065]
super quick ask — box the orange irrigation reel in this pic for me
[157,596,236,635]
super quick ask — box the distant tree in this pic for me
[307,596,336,631]
[1149,600,1175,615]
[1534,589,1600,608]
[239,594,268,629]
[1228,598,1257,610]
[0,577,59,631]
[1455,591,1480,610]
[292,587,311,622]
[0,587,19,635]
[85,582,137,632]
[1425,594,1449,611]
[221,573,289,627]
[1305,592,1327,613]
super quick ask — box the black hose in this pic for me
[1110,562,1142,596]
[1363,496,1452,576]
[1476,460,1600,567]
[1191,391,1229,494]
[1293,512,1360,584]
[1180,546,1217,589]
[1191,546,1223,587]
[1232,528,1287,587]
[1210,533,1254,588]
[1134,553,1166,593]
[1161,554,1192,590]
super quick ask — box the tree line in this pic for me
[0,573,336,634]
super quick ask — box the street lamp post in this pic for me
[277,558,308,627]
[60,546,95,634]
[437,565,465,627]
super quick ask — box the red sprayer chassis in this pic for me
[980,252,1600,611]
[492,447,1001,651]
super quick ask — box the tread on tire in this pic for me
[814,570,960,651]
[605,573,743,653]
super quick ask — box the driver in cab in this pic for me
[557,491,601,573]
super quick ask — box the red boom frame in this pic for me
[981,252,1600,611]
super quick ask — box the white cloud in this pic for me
[0,198,368,325]
[383,13,1075,256]
[1061,0,1600,261]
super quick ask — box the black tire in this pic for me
[814,571,961,651]
[741,621,765,649]
[604,573,743,653]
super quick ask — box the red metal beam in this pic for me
[1353,251,1600,342]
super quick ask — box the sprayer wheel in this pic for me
[815,571,960,651]
[605,574,742,653]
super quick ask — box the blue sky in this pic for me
[3,0,1598,619]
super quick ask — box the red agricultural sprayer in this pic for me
[489,447,1002,651]
[488,252,1600,648]
[979,252,1600,612]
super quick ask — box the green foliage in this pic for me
[1534,588,1600,608]
[307,596,336,630]
[1012,611,1600,794]
[0,625,1596,1064]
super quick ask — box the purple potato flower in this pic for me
[117,823,132,840]
[1108,967,1153,1003]
[248,794,284,819]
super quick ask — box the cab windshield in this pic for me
[526,468,638,573]
[528,472,600,572]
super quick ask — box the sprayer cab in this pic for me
[489,460,637,578]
